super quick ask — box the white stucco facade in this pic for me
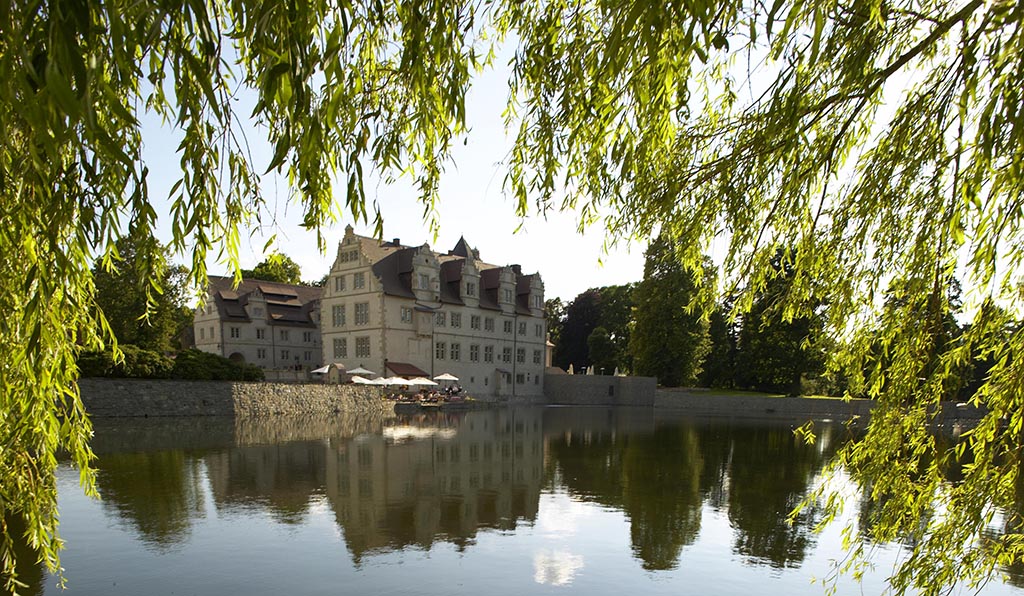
[194,278,322,370]
[320,227,546,397]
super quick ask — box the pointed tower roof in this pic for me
[450,236,473,258]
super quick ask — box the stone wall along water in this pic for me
[79,378,389,418]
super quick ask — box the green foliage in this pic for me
[93,234,193,353]
[699,303,739,388]
[586,327,617,375]
[736,252,825,395]
[553,289,602,371]
[551,285,635,373]
[170,350,264,382]
[544,298,565,351]
[242,253,303,285]
[78,346,174,379]
[3,0,1024,592]
[629,236,711,387]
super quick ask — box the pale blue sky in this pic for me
[139,55,647,303]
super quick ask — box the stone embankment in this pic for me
[79,378,389,418]
[655,387,986,426]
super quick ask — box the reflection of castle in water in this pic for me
[324,409,545,561]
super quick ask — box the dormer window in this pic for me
[466,282,476,297]
[419,273,430,290]
[503,288,513,303]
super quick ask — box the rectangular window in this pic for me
[333,338,347,359]
[303,331,313,343]
[534,295,543,308]
[280,329,290,341]
[470,315,480,330]
[435,341,446,360]
[355,336,370,358]
[419,273,430,289]
[230,327,240,338]
[355,302,369,326]
[304,351,312,361]
[451,313,461,328]
[516,373,525,384]
[256,328,265,340]
[516,347,525,364]
[332,304,345,327]
[466,282,476,297]
[450,343,460,361]
[484,317,494,332]
[469,344,480,362]
[503,347,512,363]
[503,288,513,302]
[533,349,542,364]
[209,326,215,338]
[535,323,543,337]
[281,349,290,361]
[435,311,446,326]
[503,320,513,334]
[518,321,526,335]
[257,348,266,359]
[199,327,205,340]
[353,272,365,289]
[253,307,263,317]
[484,345,494,363]
[334,275,346,292]
[401,307,413,323]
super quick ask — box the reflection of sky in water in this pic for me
[533,495,590,586]
[42,412,1024,596]
[533,550,584,586]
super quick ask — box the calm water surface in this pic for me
[20,407,1024,595]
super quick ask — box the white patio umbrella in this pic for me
[408,377,438,386]
[348,366,376,376]
[382,376,408,386]
[433,373,459,381]
[567,364,574,374]
[310,365,331,374]
[350,375,373,384]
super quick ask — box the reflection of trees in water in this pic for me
[726,426,828,569]
[547,419,706,571]
[547,416,835,572]
[2,515,44,596]
[94,450,204,549]
[622,427,704,570]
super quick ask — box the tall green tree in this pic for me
[586,327,617,375]
[3,1,1024,593]
[241,253,303,285]
[553,289,602,372]
[544,297,565,350]
[596,284,637,373]
[629,236,711,387]
[699,302,739,388]
[735,251,825,395]
[92,234,193,353]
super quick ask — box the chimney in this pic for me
[511,264,522,275]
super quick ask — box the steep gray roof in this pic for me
[208,276,320,327]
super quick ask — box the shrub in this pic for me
[170,349,263,381]
[77,345,172,379]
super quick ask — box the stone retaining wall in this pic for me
[655,388,986,425]
[79,378,389,418]
[544,374,658,406]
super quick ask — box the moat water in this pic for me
[15,407,1024,595]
